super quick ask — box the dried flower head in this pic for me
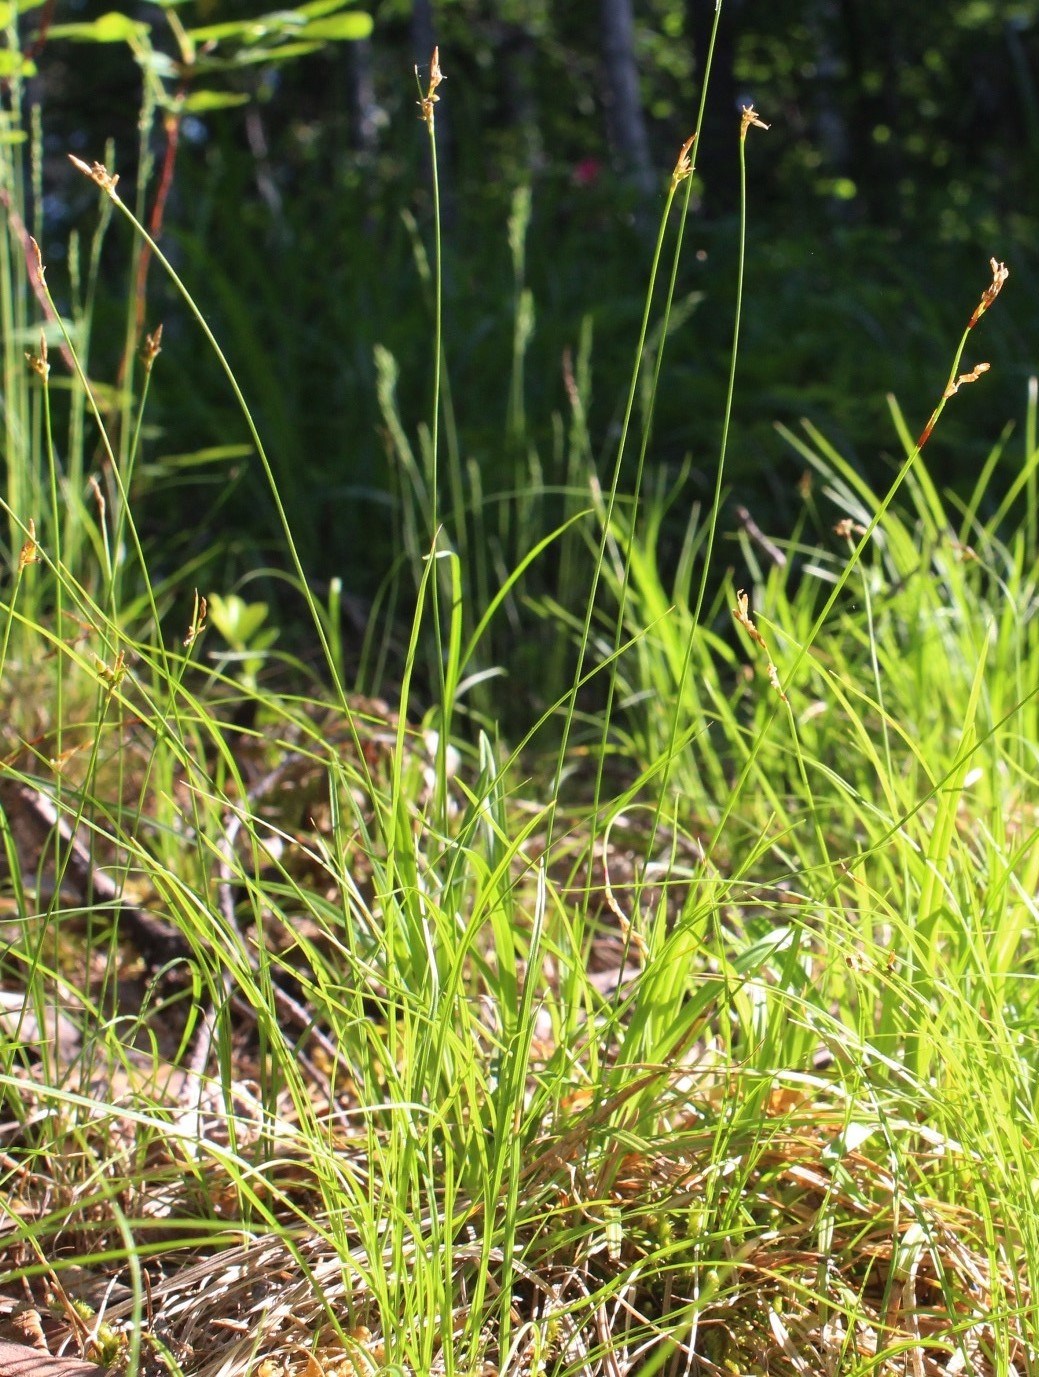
[68,155,121,198]
[183,592,208,648]
[96,649,127,689]
[671,134,696,190]
[89,474,105,525]
[969,258,1008,328]
[141,324,163,373]
[943,360,990,400]
[740,105,770,140]
[17,518,39,572]
[917,260,1006,449]
[732,589,787,701]
[26,236,45,288]
[25,331,49,381]
[417,46,444,127]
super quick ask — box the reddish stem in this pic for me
[24,0,56,63]
[133,107,182,346]
[0,183,79,375]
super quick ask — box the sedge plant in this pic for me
[1,8,1038,1377]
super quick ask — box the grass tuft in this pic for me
[0,22,1036,1377]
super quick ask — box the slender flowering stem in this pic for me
[916,259,1006,448]
[551,25,722,814]
[786,258,1005,694]
[67,154,380,794]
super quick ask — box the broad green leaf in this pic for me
[190,10,304,44]
[48,13,150,43]
[0,7,12,26]
[182,89,250,112]
[226,40,321,65]
[187,19,273,43]
[207,593,273,649]
[189,5,368,50]
[297,0,352,16]
[0,49,33,75]
[300,12,372,39]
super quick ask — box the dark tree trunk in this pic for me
[495,20,543,176]
[810,1,849,165]
[345,36,382,157]
[600,0,656,200]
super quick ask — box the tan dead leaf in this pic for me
[0,1340,105,1377]
[2,1315,46,1352]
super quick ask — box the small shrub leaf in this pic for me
[182,90,251,112]
[49,12,150,42]
[300,13,373,40]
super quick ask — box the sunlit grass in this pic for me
[0,19,1036,1377]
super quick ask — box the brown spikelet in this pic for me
[417,47,444,127]
[183,591,208,648]
[25,330,49,381]
[968,259,1008,328]
[671,134,696,190]
[17,519,40,572]
[68,155,120,197]
[943,361,990,400]
[88,474,105,527]
[141,323,163,373]
[26,235,44,288]
[732,590,787,701]
[917,260,1006,449]
[740,105,770,140]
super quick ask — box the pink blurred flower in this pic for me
[571,156,602,187]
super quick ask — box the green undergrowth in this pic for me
[0,13,1038,1377]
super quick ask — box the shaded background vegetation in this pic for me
[17,0,1039,621]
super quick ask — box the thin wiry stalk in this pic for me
[699,259,1009,875]
[415,49,457,824]
[66,156,379,805]
[789,260,1008,693]
[551,0,726,858]
[642,101,769,888]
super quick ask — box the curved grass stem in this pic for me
[67,157,380,797]
[551,3,727,865]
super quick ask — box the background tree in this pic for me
[600,0,655,198]
[19,0,1039,601]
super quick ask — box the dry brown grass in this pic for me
[0,1054,1026,1377]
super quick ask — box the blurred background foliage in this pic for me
[12,0,1039,615]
